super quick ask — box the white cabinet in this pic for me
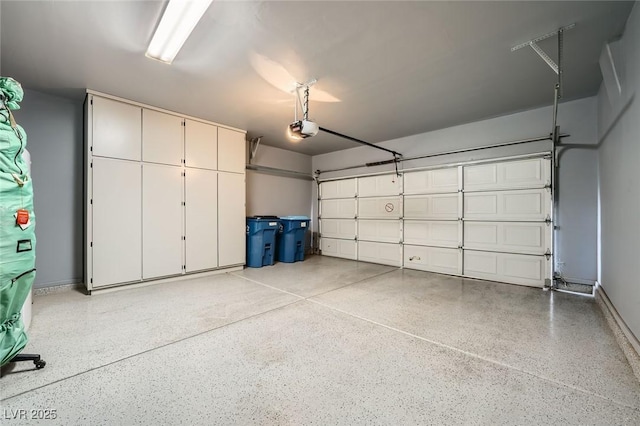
[142,109,184,166]
[185,119,217,170]
[185,169,218,272]
[218,172,246,266]
[218,128,246,173]
[91,157,141,287]
[142,164,184,279]
[86,92,246,292]
[92,97,141,161]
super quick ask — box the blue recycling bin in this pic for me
[277,216,310,263]
[246,216,280,268]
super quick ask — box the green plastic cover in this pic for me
[0,77,37,366]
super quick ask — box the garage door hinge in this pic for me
[90,199,93,205]
[90,146,93,152]
[90,278,93,284]
[183,265,186,270]
[182,202,186,206]
[90,162,93,168]
[182,236,185,241]
[545,215,552,225]
[90,242,93,247]
[544,249,552,259]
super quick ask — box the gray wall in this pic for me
[597,3,640,340]
[312,97,599,284]
[13,89,84,289]
[246,144,313,217]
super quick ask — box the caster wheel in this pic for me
[35,360,46,369]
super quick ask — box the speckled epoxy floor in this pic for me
[2,256,639,424]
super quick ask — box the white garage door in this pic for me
[462,157,552,287]
[355,175,402,266]
[402,167,462,275]
[319,155,552,288]
[319,178,357,260]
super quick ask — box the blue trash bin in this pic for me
[246,216,280,268]
[277,216,310,263]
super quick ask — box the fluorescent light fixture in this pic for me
[146,0,213,64]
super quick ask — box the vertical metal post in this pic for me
[557,28,564,99]
[550,84,560,290]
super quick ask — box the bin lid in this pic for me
[248,215,279,220]
[279,216,310,221]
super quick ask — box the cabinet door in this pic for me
[185,120,217,170]
[218,128,246,173]
[92,96,141,161]
[142,109,184,166]
[218,172,246,266]
[92,158,141,287]
[185,169,218,272]
[142,164,184,279]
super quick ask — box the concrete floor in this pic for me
[1,255,639,424]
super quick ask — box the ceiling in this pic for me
[0,1,634,156]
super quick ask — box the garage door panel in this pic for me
[404,245,461,274]
[320,179,357,199]
[321,238,357,260]
[321,199,357,219]
[464,158,550,191]
[320,219,356,240]
[463,250,548,287]
[405,194,460,219]
[464,222,549,255]
[404,220,460,247]
[404,168,459,194]
[358,241,401,266]
[358,220,402,243]
[358,174,401,197]
[358,196,402,219]
[463,189,550,221]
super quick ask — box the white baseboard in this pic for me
[88,266,244,295]
[595,284,640,382]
